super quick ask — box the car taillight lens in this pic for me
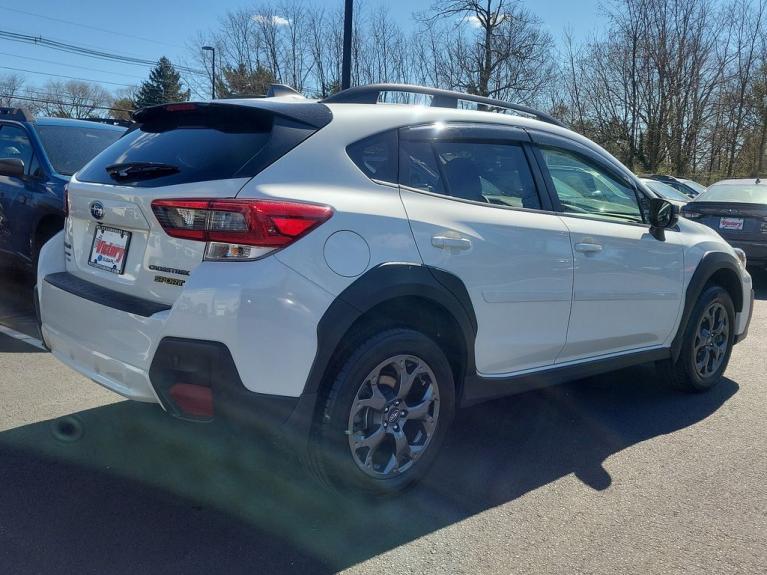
[681,209,701,219]
[63,183,69,217]
[151,198,333,261]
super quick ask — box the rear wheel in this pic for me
[658,285,735,392]
[310,328,455,494]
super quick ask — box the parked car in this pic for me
[0,108,126,268]
[37,84,753,494]
[682,178,767,269]
[639,177,690,206]
[645,174,706,198]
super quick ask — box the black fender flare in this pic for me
[670,251,743,361]
[301,263,478,396]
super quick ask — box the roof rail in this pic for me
[0,107,34,122]
[321,83,566,128]
[266,84,304,98]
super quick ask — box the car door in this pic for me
[0,123,34,255]
[530,130,685,363]
[398,123,574,375]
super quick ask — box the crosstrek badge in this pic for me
[88,225,132,274]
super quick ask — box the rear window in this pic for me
[697,183,767,204]
[37,125,125,176]
[77,104,319,187]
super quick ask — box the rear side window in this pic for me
[401,139,541,210]
[347,130,397,183]
[78,105,319,187]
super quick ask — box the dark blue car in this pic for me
[0,108,125,269]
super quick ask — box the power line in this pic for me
[0,65,135,87]
[0,92,132,113]
[0,5,186,50]
[0,51,147,81]
[0,29,205,75]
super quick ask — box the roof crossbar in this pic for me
[321,83,566,128]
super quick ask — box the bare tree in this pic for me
[0,74,25,107]
[33,80,112,118]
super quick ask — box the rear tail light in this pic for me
[151,198,333,261]
[63,183,69,217]
[681,208,701,219]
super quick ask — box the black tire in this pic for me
[657,285,735,392]
[309,328,456,495]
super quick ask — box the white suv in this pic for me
[37,84,754,493]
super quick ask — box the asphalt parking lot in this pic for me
[1,262,765,575]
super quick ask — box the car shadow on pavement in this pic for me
[0,364,738,574]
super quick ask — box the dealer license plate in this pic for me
[719,217,744,231]
[88,225,131,274]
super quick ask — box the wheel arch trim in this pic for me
[671,251,743,361]
[302,263,478,397]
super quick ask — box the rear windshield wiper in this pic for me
[106,162,179,182]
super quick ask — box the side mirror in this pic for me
[0,158,25,178]
[648,198,679,241]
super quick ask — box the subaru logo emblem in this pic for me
[90,201,105,220]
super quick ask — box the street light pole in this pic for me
[341,0,353,90]
[202,46,215,99]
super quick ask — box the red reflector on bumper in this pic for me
[169,384,213,418]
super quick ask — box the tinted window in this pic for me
[36,125,124,176]
[0,125,33,172]
[400,140,444,194]
[401,140,541,209]
[78,106,316,187]
[347,130,397,183]
[540,147,643,223]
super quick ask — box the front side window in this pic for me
[0,125,33,173]
[400,139,541,210]
[540,147,643,223]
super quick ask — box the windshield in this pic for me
[641,179,690,202]
[36,125,125,176]
[697,183,767,204]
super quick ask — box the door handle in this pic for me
[432,235,472,251]
[574,242,603,254]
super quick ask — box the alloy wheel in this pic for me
[693,301,729,379]
[347,354,440,478]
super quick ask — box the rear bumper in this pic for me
[38,231,334,415]
[728,239,767,264]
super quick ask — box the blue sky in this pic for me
[0,0,607,97]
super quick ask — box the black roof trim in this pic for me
[322,83,566,128]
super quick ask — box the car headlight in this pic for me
[733,248,747,268]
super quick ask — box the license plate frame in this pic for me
[719,217,744,231]
[88,225,132,275]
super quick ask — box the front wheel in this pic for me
[310,329,455,494]
[658,285,735,392]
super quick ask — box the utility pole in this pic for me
[341,0,353,90]
[202,46,216,99]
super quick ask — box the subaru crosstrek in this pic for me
[37,84,754,494]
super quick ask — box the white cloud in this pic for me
[465,15,482,27]
[252,14,290,26]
